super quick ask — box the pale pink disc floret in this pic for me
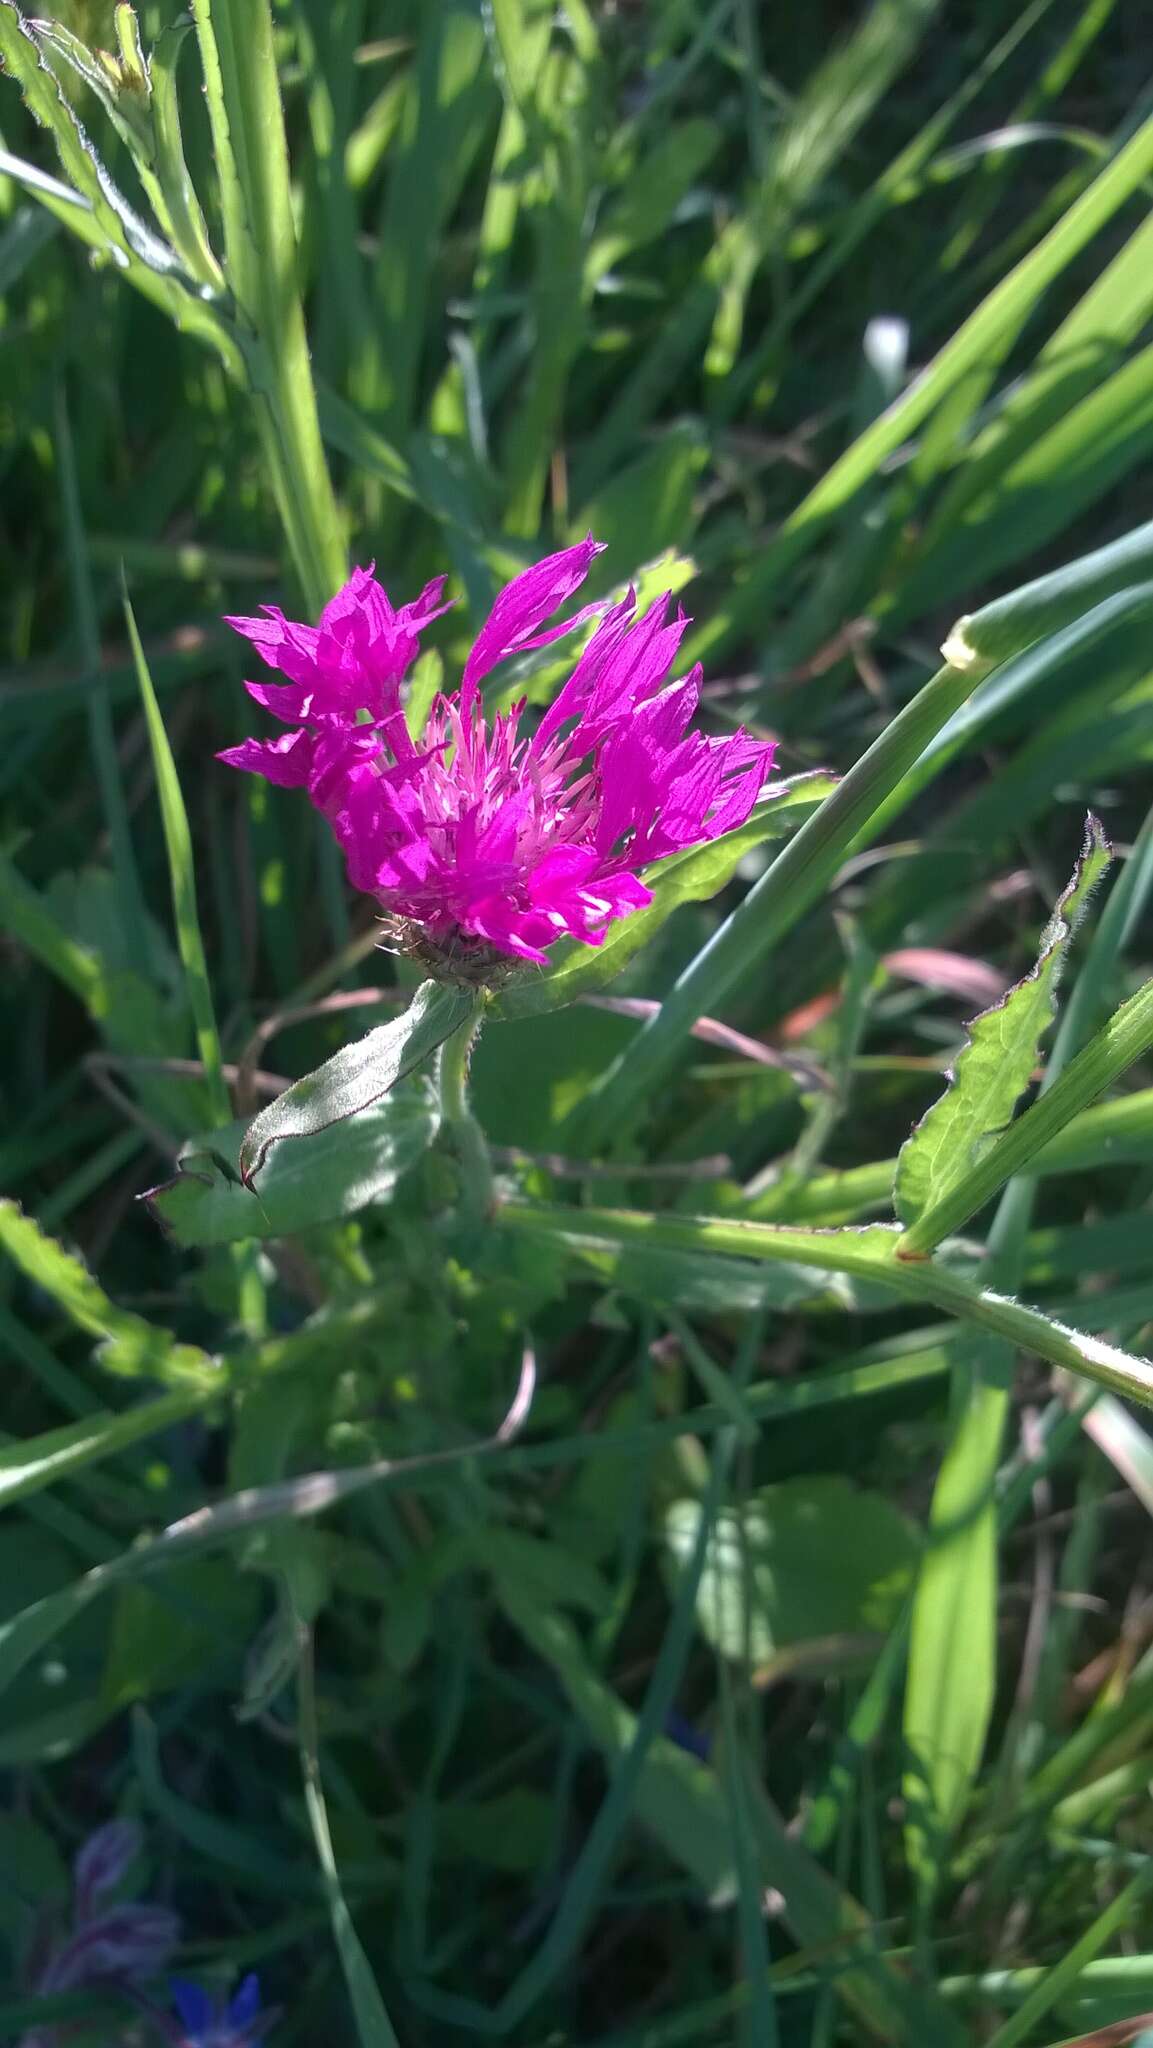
[219,538,777,968]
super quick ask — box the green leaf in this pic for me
[477,1529,612,1617]
[149,19,224,291]
[490,776,837,1023]
[895,815,1112,1226]
[298,1636,404,2046]
[0,1,179,274]
[237,981,475,1185]
[688,105,1153,668]
[903,969,1153,1256]
[904,1336,1004,1850]
[147,1085,440,1246]
[665,1478,917,1670]
[100,1558,258,1710]
[585,119,722,286]
[571,424,707,592]
[0,1200,212,1382]
[190,0,346,610]
[0,1387,215,1510]
[126,591,231,1128]
[0,847,106,1009]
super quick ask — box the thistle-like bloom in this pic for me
[170,1973,273,2046]
[221,539,776,973]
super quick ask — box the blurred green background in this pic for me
[4,1,1153,2043]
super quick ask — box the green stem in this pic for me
[191,0,346,613]
[437,1003,494,1230]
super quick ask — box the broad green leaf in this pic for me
[0,1581,102,1704]
[665,1478,916,1670]
[895,816,1112,1226]
[476,1529,612,1617]
[238,981,475,1184]
[0,1387,214,1510]
[490,776,837,1023]
[146,1084,439,1246]
[0,1201,212,1382]
[100,1559,258,1711]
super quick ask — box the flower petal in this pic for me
[460,536,604,702]
[217,731,316,788]
[171,1978,215,2034]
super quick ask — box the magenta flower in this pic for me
[220,538,777,974]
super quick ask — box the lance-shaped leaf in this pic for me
[238,980,475,1186]
[490,775,837,1023]
[147,1083,439,1247]
[0,1202,212,1382]
[895,816,1112,1229]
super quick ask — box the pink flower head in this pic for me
[220,540,777,973]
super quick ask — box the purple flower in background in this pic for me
[221,539,777,974]
[170,1974,274,2046]
[19,1820,179,2048]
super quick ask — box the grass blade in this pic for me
[570,658,982,1148]
[190,0,346,609]
[124,592,230,1131]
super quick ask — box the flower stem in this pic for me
[436,1000,494,1231]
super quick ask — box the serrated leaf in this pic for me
[146,1084,440,1246]
[0,1200,212,1381]
[1,3,180,274]
[490,775,838,1022]
[895,816,1112,1228]
[238,981,475,1185]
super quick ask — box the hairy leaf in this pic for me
[238,980,474,1185]
[895,816,1111,1227]
[147,1085,439,1246]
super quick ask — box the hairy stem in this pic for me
[437,1003,494,1231]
